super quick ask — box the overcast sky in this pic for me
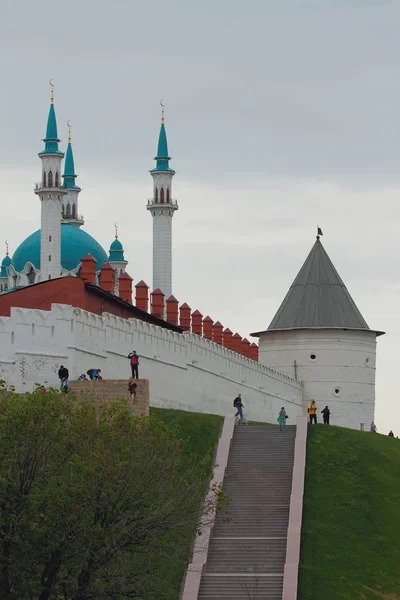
[1,0,399,432]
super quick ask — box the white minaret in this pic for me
[34,81,67,281]
[147,102,178,299]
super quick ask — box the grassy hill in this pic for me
[149,408,223,600]
[299,425,400,600]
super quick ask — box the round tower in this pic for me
[0,242,11,292]
[147,102,178,300]
[34,81,67,281]
[61,122,84,227]
[251,232,384,430]
[107,224,128,295]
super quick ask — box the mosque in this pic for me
[0,83,176,299]
[0,83,384,430]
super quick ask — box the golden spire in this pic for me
[160,99,165,125]
[114,222,119,239]
[67,120,72,143]
[49,79,55,105]
[5,240,9,257]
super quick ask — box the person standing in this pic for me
[388,430,394,437]
[308,400,317,424]
[58,365,69,393]
[370,421,377,433]
[128,351,139,379]
[321,406,330,425]
[233,393,244,421]
[278,407,288,432]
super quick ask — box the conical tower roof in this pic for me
[252,237,384,336]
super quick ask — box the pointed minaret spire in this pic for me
[62,121,84,227]
[35,81,67,281]
[40,80,62,156]
[147,101,179,301]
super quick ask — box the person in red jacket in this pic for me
[128,351,139,379]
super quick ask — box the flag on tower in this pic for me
[317,226,323,236]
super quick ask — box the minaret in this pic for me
[108,224,128,295]
[61,122,84,227]
[147,101,178,299]
[34,81,67,281]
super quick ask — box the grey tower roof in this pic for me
[252,238,384,337]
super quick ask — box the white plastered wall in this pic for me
[0,304,303,424]
[258,329,377,430]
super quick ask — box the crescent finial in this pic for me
[160,99,165,124]
[67,120,72,143]
[114,222,118,239]
[5,240,9,256]
[49,79,55,105]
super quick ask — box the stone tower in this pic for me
[251,233,384,430]
[34,82,67,281]
[147,103,178,299]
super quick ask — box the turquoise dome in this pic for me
[108,237,125,262]
[1,255,11,268]
[110,238,123,251]
[12,224,108,273]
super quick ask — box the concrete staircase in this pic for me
[198,424,296,599]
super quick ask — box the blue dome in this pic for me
[108,237,126,262]
[1,255,11,267]
[110,238,123,251]
[12,224,108,273]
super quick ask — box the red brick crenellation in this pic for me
[119,272,133,304]
[166,295,179,325]
[99,262,115,294]
[191,310,203,336]
[151,288,165,319]
[135,280,149,312]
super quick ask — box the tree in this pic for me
[0,383,217,599]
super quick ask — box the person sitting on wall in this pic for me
[87,368,102,380]
[128,351,139,379]
[308,400,317,424]
[321,405,330,425]
[58,365,69,393]
[128,377,137,405]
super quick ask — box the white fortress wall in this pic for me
[0,304,303,423]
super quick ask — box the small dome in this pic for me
[12,224,108,273]
[1,255,11,268]
[110,238,123,251]
[108,237,125,262]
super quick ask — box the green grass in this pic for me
[298,425,400,600]
[149,407,223,600]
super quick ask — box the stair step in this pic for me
[197,424,296,599]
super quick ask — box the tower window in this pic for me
[43,172,47,187]
[72,204,76,218]
[55,172,59,187]
[28,267,35,284]
[160,188,165,203]
[155,189,158,203]
[48,275,51,280]
[167,188,170,203]
[49,255,51,262]
[66,204,71,218]
[49,235,52,242]
[48,171,53,187]
[310,354,316,360]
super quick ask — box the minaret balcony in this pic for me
[147,198,178,208]
[35,182,65,191]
